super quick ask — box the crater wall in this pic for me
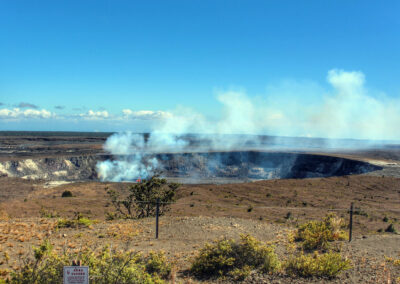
[0,151,382,182]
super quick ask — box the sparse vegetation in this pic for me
[385,256,400,267]
[56,212,94,228]
[105,211,117,221]
[2,133,400,283]
[285,251,351,278]
[106,176,180,219]
[385,223,397,234]
[106,223,142,240]
[7,241,169,283]
[353,207,368,217]
[144,251,171,279]
[61,190,73,198]
[57,218,93,228]
[190,234,280,280]
[39,207,59,218]
[295,213,347,251]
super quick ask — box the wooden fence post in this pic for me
[155,198,160,239]
[349,202,353,242]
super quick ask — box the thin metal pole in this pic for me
[349,202,353,242]
[155,198,160,239]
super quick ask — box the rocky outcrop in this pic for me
[0,156,99,180]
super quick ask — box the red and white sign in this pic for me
[63,266,89,284]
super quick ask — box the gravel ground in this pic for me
[242,234,400,284]
[2,216,399,283]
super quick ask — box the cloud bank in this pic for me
[1,69,399,140]
[0,108,54,120]
[79,110,110,120]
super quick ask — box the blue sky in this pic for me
[0,0,399,138]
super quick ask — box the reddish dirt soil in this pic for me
[0,134,399,283]
[0,174,399,283]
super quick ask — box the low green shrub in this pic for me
[285,251,351,278]
[105,211,118,221]
[228,265,252,281]
[190,234,280,280]
[56,215,94,229]
[61,190,73,198]
[285,212,292,220]
[7,242,167,283]
[353,207,368,217]
[144,251,171,279]
[385,223,397,233]
[295,213,347,251]
[33,240,53,261]
[56,218,93,228]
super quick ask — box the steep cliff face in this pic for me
[0,151,381,182]
[154,151,381,180]
[0,156,99,180]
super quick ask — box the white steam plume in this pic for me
[97,69,400,181]
[96,133,159,181]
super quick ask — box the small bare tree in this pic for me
[106,176,180,219]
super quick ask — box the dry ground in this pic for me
[1,174,399,234]
[0,216,399,283]
[0,174,399,283]
[0,134,399,282]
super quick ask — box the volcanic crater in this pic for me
[0,151,382,183]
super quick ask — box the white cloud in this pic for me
[122,109,172,120]
[79,110,110,120]
[2,69,399,140]
[327,69,365,95]
[0,106,173,125]
[0,108,54,120]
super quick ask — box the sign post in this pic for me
[63,266,89,284]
